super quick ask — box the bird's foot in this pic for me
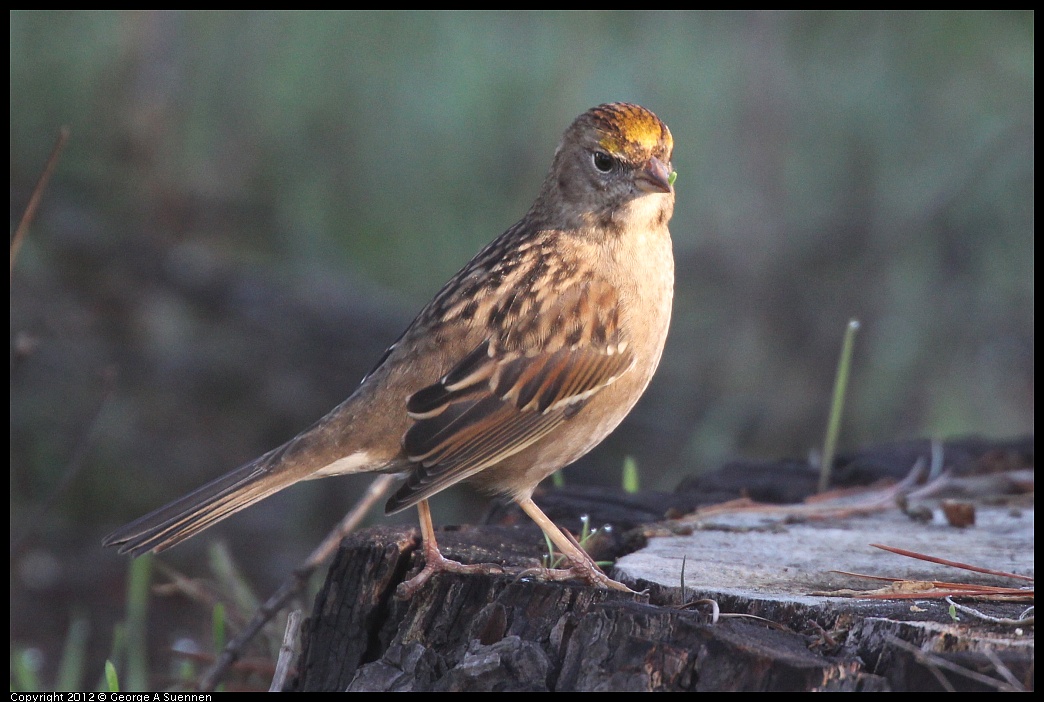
[516,560,638,593]
[396,549,506,598]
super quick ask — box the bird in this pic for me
[103,102,676,594]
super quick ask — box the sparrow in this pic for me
[103,102,676,594]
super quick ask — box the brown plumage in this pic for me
[103,102,676,593]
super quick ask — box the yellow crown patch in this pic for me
[588,103,672,158]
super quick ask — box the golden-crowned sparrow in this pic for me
[103,102,676,593]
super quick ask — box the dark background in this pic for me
[10,10,1033,689]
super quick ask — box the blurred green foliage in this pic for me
[10,10,1033,690]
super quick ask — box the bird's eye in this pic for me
[592,151,615,173]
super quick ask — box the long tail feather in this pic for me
[101,416,377,556]
[101,451,299,556]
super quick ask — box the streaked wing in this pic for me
[385,276,636,513]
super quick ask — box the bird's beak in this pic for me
[635,156,673,194]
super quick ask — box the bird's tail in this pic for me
[103,442,322,557]
[98,409,380,555]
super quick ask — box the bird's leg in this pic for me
[396,499,507,598]
[516,497,636,593]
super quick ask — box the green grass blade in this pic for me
[621,456,639,494]
[819,319,860,493]
[124,554,153,691]
[104,660,120,693]
[55,614,90,691]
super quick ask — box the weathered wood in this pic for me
[292,436,1033,691]
[292,526,883,691]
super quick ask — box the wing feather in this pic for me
[386,276,636,514]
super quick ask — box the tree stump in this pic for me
[291,437,1033,691]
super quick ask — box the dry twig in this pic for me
[198,473,396,691]
[11,126,70,280]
